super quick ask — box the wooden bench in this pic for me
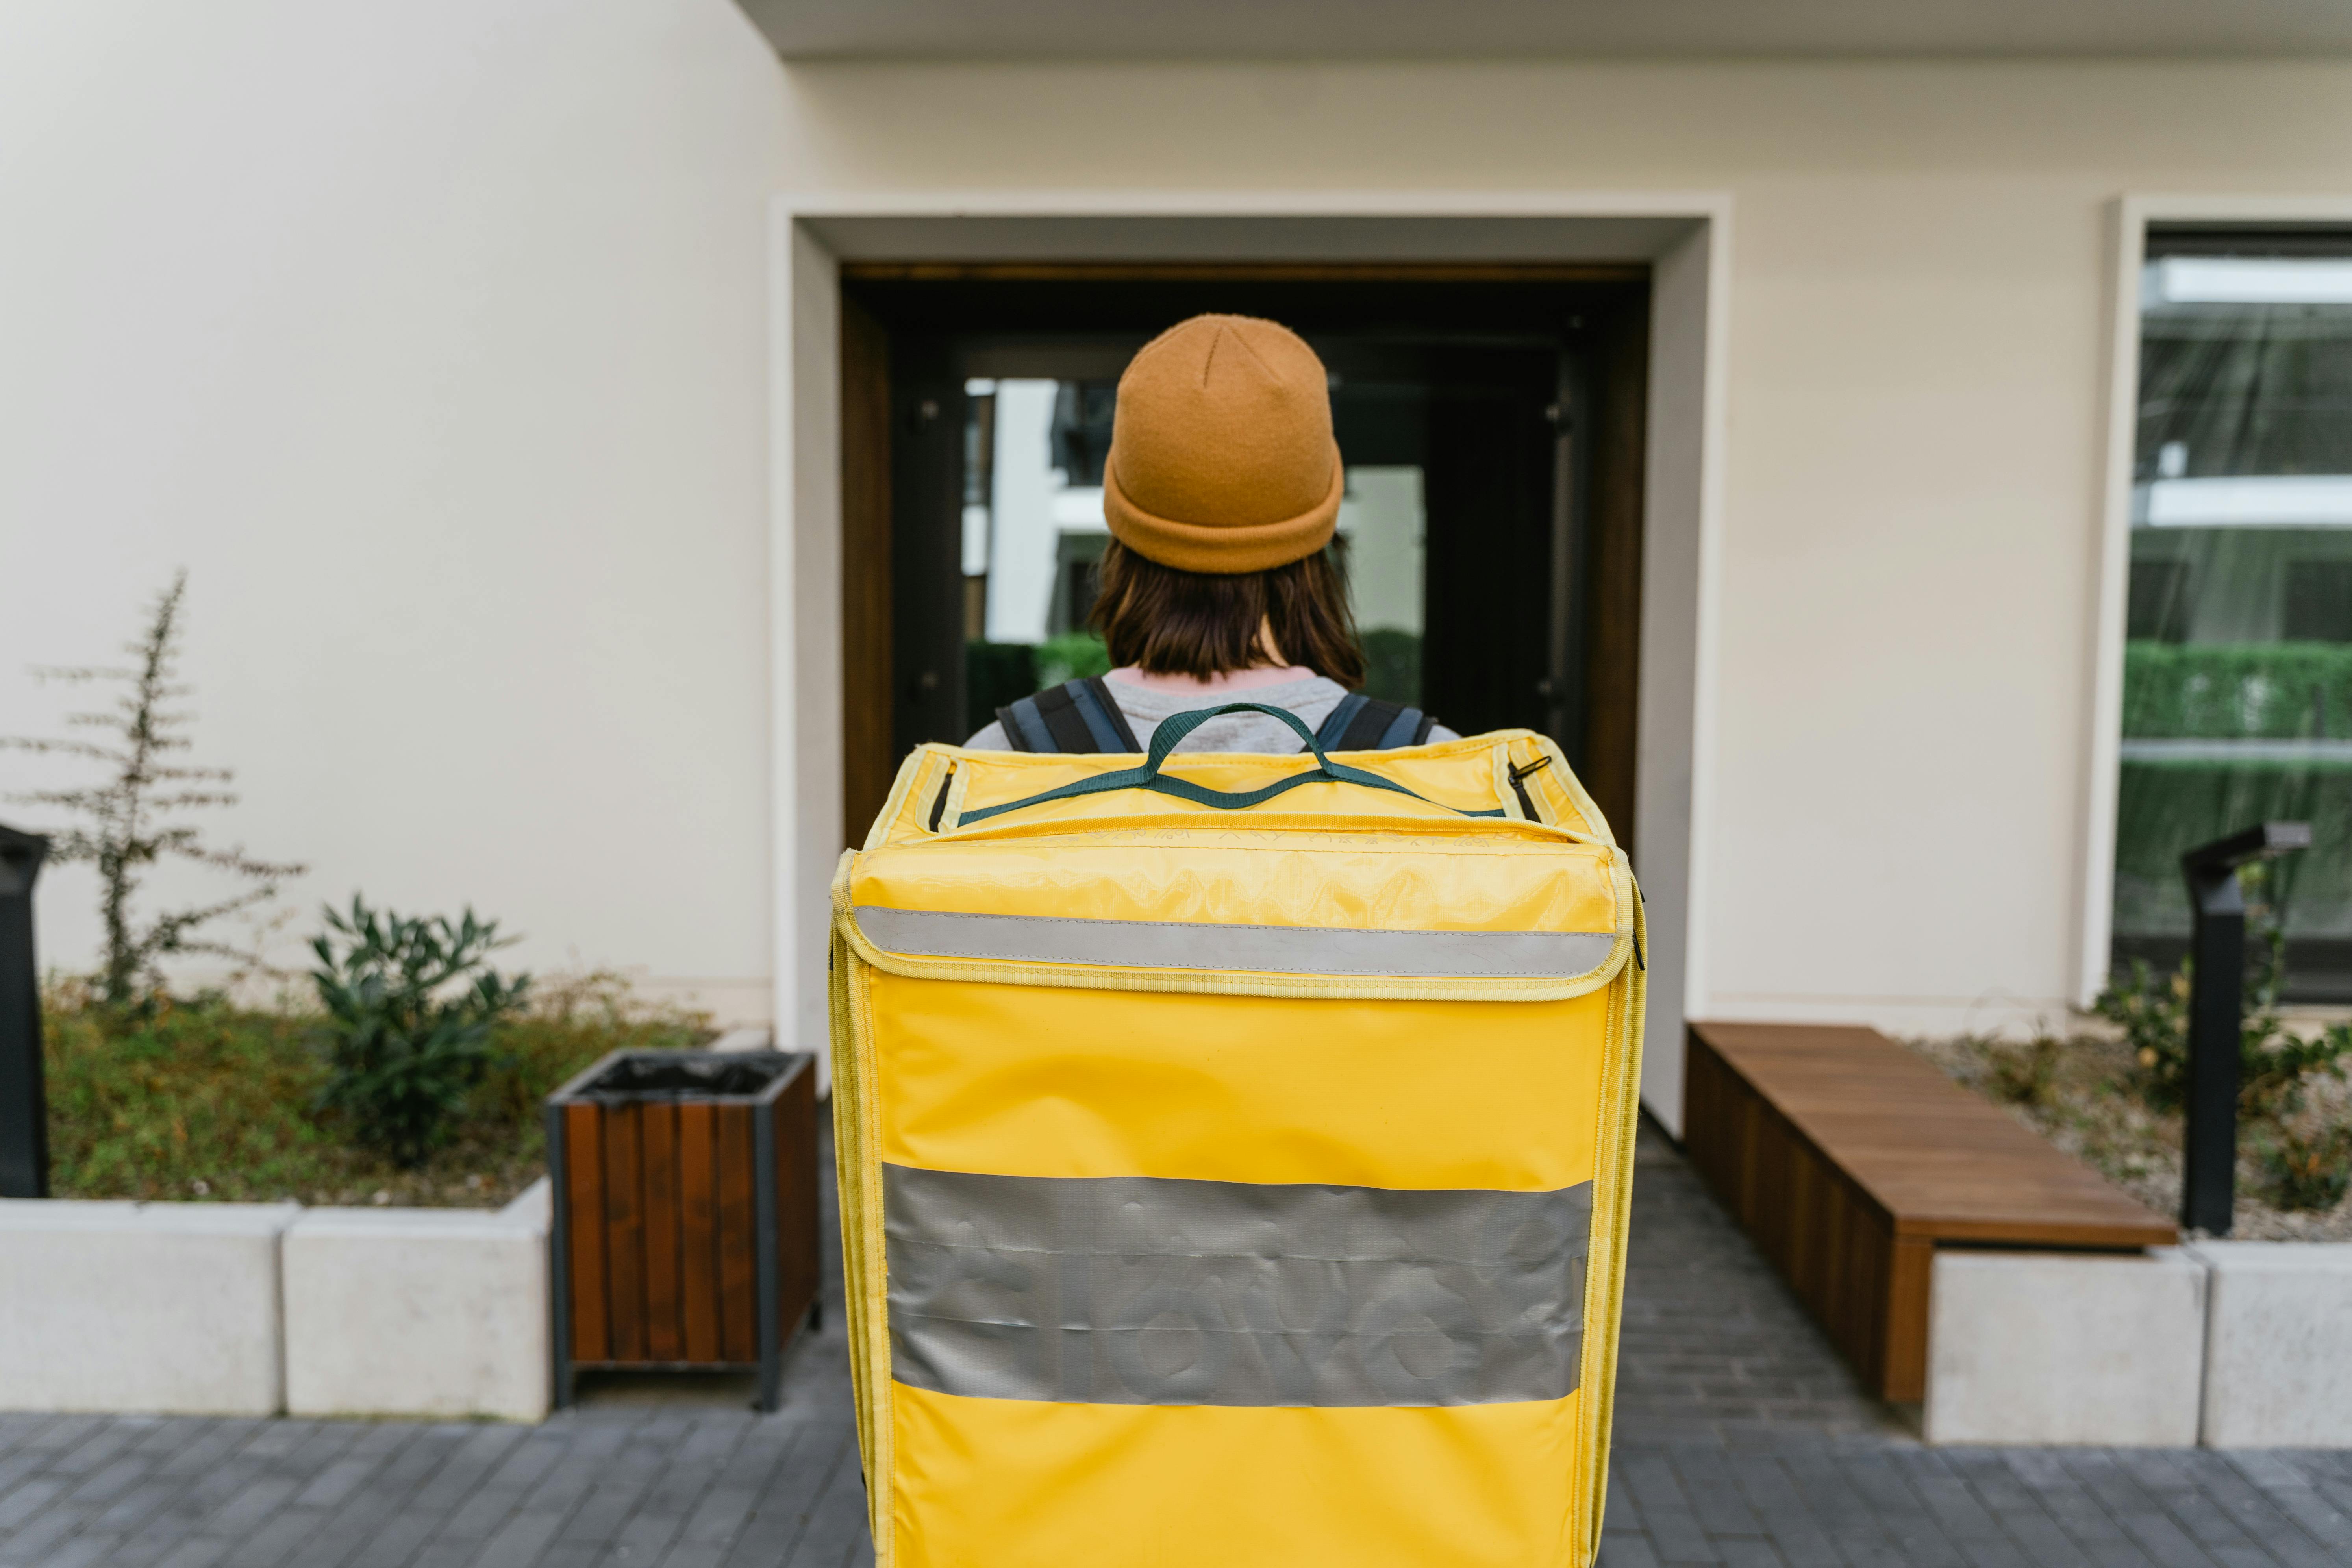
[1682,1022,2178,1404]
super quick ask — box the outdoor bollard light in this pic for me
[2179,820,2311,1237]
[0,824,51,1199]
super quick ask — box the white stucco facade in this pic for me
[5,1,2352,1120]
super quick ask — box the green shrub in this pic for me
[2257,1124,2352,1213]
[311,898,530,1168]
[1985,1037,2063,1109]
[1360,629,1422,708]
[1035,631,1111,688]
[2121,640,2352,740]
[2096,937,2352,1119]
[44,988,331,1200]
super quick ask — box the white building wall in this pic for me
[0,0,791,1020]
[8,23,2352,1043]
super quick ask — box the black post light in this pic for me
[2179,821,2311,1236]
[0,824,51,1199]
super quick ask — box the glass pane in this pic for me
[1337,466,1426,707]
[961,378,1111,731]
[2114,246,2352,1001]
[961,378,1430,725]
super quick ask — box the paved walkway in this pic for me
[3,1124,2349,1567]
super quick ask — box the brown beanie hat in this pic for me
[1102,315,1343,574]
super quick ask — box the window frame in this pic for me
[2078,195,2352,1007]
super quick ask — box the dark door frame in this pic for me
[836,261,1651,845]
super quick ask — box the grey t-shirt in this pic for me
[965,674,1459,754]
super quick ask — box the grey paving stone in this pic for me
[41,1530,124,1568]
[2226,1453,2352,1555]
[0,1475,64,1532]
[2174,1453,2342,1568]
[16,1414,102,1454]
[1670,1446,1768,1538]
[298,1425,473,1568]
[426,1431,571,1544]
[0,1496,94,1564]
[1601,1535,1666,1568]
[786,1444,877,1568]
[91,1474,188,1535]
[2062,1450,2230,1568]
[43,1417,148,1478]
[472,1505,569,1568]
[155,1418,264,1480]
[69,1450,157,1506]
[719,1425,857,1568]
[0,1448,55,1499]
[0,1415,59,1457]
[1618,1450,1720,1563]
[150,1540,230,1568]
[234,1503,335,1568]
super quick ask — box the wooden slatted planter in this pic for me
[546,1050,820,1410]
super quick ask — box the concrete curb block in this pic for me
[1925,1248,2206,1445]
[0,1199,298,1415]
[0,1188,554,1421]
[282,1178,553,1422]
[2188,1240,2352,1448]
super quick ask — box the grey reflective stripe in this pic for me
[853,907,1615,979]
[884,1165,1592,1407]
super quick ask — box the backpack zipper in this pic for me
[926,765,956,832]
[1507,755,1551,823]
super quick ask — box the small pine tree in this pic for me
[2,572,304,1005]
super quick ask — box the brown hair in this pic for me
[1090,538,1365,689]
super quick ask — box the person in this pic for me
[966,313,1458,756]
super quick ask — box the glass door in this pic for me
[839,267,1649,843]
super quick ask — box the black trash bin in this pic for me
[0,824,50,1201]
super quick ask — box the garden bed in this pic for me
[43,973,710,1208]
[1905,1029,2352,1242]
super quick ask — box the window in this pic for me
[2112,232,2352,1001]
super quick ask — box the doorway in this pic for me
[837,264,1651,843]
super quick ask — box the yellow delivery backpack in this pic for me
[828,703,1646,1568]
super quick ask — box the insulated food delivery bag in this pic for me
[828,707,1646,1568]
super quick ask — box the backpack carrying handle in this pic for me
[955,702,1504,825]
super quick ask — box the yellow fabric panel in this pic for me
[852,834,1621,937]
[890,1384,1583,1568]
[869,971,1603,1191]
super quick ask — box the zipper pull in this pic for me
[1507,755,1552,822]
[927,765,956,833]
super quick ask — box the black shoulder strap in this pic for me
[1076,677,1144,752]
[1314,693,1436,751]
[994,702,1039,752]
[995,678,1141,755]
